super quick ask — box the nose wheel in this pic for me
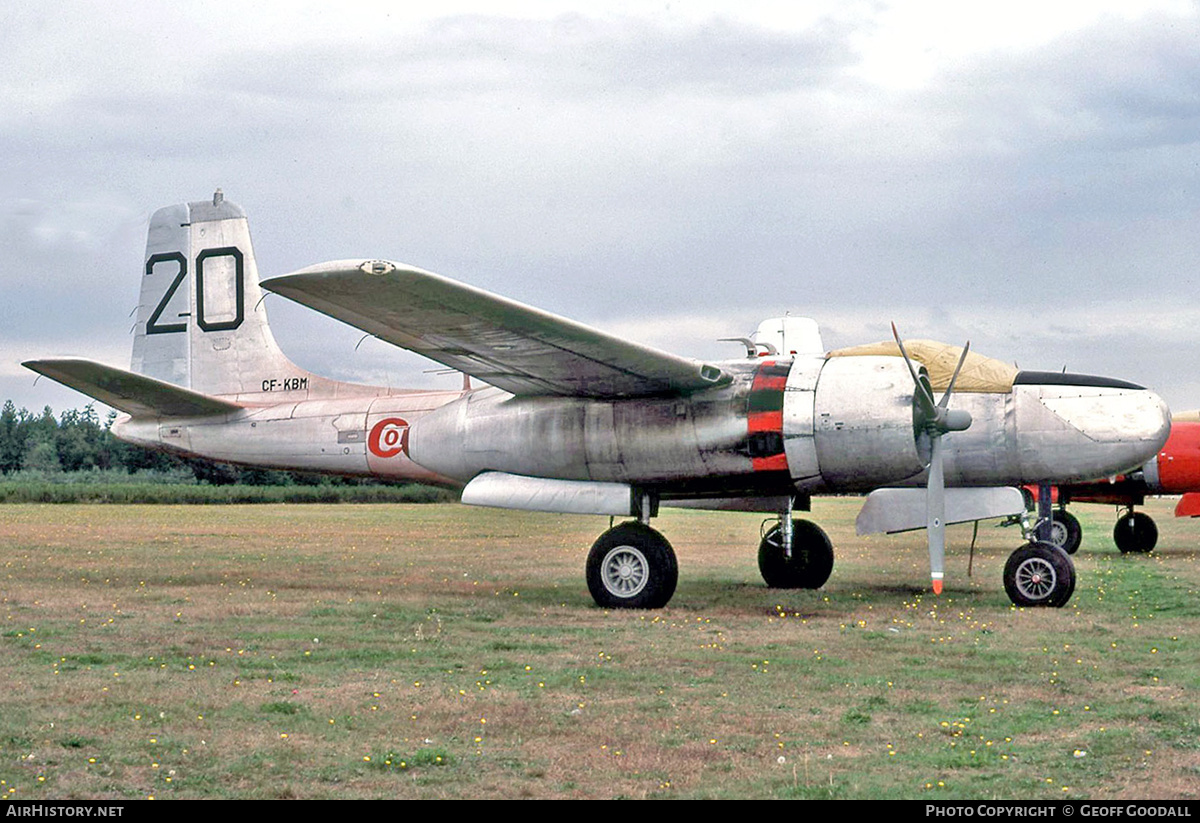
[1003,541,1075,607]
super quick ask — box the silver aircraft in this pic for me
[25,192,1171,610]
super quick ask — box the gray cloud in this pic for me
[4,3,1200,415]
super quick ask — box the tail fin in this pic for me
[130,190,315,398]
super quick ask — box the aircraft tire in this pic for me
[1048,510,1083,555]
[586,522,678,609]
[1114,512,1157,554]
[758,519,834,589]
[1003,541,1076,608]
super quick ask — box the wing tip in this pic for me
[267,258,430,281]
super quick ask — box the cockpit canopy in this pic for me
[827,340,1018,393]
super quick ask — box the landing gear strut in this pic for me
[1004,482,1077,607]
[1024,484,1083,555]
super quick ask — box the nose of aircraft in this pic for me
[1013,371,1171,482]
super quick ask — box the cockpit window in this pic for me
[1013,371,1144,390]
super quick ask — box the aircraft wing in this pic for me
[23,358,242,418]
[261,260,729,398]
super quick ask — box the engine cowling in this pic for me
[784,355,925,491]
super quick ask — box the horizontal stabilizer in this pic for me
[461,471,636,516]
[856,487,1025,535]
[23,358,242,419]
[263,260,729,398]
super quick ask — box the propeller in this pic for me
[891,324,973,595]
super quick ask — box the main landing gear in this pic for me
[585,521,678,609]
[583,495,837,609]
[1113,508,1157,554]
[581,493,1077,609]
[757,517,834,590]
[585,492,679,609]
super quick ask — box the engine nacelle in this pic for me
[784,355,924,491]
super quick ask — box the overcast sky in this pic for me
[4,0,1200,417]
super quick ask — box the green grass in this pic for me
[0,479,453,504]
[0,499,1197,799]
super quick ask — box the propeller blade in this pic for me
[928,434,946,595]
[891,323,937,417]
[938,341,971,409]
[937,344,974,435]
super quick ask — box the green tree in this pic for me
[23,438,61,471]
[0,401,21,472]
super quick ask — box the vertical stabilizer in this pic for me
[130,191,310,397]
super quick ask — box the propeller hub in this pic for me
[941,408,972,433]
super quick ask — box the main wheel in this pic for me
[758,519,834,589]
[1114,511,1157,554]
[1047,510,1082,555]
[1003,541,1076,608]
[586,522,678,609]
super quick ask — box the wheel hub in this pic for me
[1016,558,1056,600]
[601,546,649,598]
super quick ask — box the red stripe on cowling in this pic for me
[752,365,788,392]
[749,362,788,473]
[748,410,783,433]
[752,454,789,472]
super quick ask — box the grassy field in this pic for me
[1,498,1197,799]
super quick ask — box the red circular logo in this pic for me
[368,418,409,458]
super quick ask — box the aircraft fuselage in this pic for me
[114,355,1169,503]
[408,355,1168,499]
